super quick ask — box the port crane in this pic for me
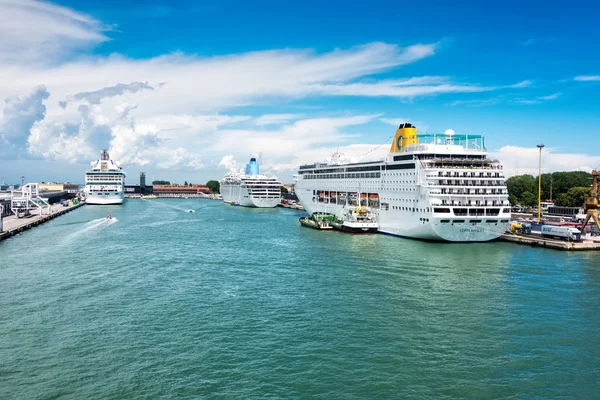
[581,170,600,233]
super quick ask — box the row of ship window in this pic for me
[87,176,123,181]
[436,171,502,178]
[432,207,511,215]
[438,219,510,224]
[303,173,381,179]
[436,188,508,195]
[433,180,505,186]
[391,206,430,213]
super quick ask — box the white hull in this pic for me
[85,193,124,205]
[222,184,280,208]
[296,192,507,242]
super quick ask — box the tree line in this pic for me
[506,171,592,207]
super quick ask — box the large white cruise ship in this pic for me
[294,123,511,242]
[220,157,281,208]
[84,149,126,205]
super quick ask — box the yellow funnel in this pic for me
[389,123,418,153]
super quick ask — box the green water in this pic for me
[1,199,599,399]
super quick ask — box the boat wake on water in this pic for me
[62,217,118,244]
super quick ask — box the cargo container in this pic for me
[541,225,581,241]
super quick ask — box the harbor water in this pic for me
[1,199,599,399]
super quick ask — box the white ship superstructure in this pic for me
[84,149,126,205]
[220,157,281,208]
[294,123,511,242]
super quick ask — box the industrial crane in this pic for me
[581,170,600,233]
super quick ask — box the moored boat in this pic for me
[299,212,336,230]
[331,204,378,234]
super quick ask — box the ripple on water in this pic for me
[0,200,599,399]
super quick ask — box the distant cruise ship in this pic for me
[220,158,281,208]
[84,149,126,205]
[294,123,511,242]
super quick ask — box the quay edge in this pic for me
[499,233,600,251]
[0,202,85,242]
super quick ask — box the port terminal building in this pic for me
[153,185,210,196]
[124,172,154,195]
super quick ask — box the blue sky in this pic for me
[0,0,599,184]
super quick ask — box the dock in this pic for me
[0,202,84,242]
[500,233,600,251]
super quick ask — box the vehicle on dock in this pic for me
[331,205,378,234]
[541,225,581,241]
[299,212,336,230]
[510,222,531,235]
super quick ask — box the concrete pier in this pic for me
[0,202,84,242]
[500,233,600,251]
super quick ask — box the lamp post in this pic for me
[536,144,545,223]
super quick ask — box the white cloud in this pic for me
[491,146,600,177]
[509,80,533,88]
[254,114,302,126]
[0,0,108,64]
[218,155,237,169]
[0,85,49,158]
[514,92,561,105]
[574,75,600,81]
[447,98,501,107]
[66,81,154,106]
[0,1,539,179]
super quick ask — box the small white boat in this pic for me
[186,209,195,213]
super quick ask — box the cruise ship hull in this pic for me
[296,195,507,242]
[221,183,280,208]
[85,194,124,205]
[222,185,280,208]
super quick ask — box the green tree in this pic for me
[184,180,188,186]
[564,187,590,207]
[555,193,570,207]
[520,191,537,207]
[540,173,553,201]
[550,171,592,196]
[281,185,289,194]
[506,174,537,201]
[206,180,220,193]
[152,180,170,185]
[508,194,518,206]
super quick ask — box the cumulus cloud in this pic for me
[218,155,237,170]
[0,86,49,158]
[491,146,600,177]
[0,0,108,64]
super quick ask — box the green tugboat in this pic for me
[299,212,336,230]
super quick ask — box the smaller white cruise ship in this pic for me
[84,149,126,205]
[220,157,281,208]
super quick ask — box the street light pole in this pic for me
[536,143,545,223]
